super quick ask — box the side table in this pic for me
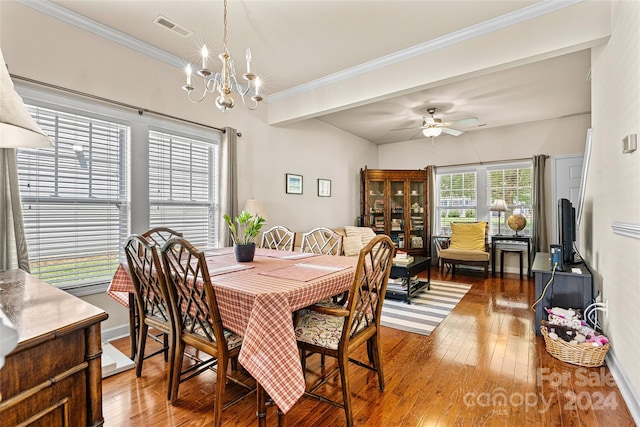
[491,235,532,278]
[387,255,431,304]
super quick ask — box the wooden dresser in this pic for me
[0,269,108,427]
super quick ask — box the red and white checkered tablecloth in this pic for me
[106,250,356,413]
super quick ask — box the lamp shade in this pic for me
[0,49,52,148]
[489,199,509,212]
[422,127,443,138]
[242,198,268,221]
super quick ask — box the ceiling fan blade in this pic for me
[444,117,478,127]
[442,127,463,136]
[390,126,420,131]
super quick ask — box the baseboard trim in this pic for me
[606,348,640,425]
[101,323,130,343]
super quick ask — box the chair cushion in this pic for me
[440,248,490,262]
[295,309,345,350]
[450,222,486,251]
[342,235,363,256]
[191,323,243,350]
[344,226,376,247]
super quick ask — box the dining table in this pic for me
[107,246,358,425]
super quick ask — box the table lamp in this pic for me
[489,199,509,235]
[243,198,268,222]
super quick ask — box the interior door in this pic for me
[552,154,584,245]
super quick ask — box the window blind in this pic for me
[436,171,477,234]
[17,104,129,287]
[149,129,218,249]
[487,165,533,235]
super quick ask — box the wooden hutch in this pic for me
[360,167,430,256]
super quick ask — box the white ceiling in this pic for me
[47,0,592,144]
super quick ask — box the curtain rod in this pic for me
[10,73,226,134]
[437,155,548,169]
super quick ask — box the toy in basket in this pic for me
[541,307,610,367]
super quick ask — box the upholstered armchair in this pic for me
[439,222,490,278]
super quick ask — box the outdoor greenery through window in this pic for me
[435,161,533,236]
[487,165,532,235]
[149,129,218,249]
[17,104,128,288]
[436,171,477,235]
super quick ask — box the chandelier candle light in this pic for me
[182,0,262,112]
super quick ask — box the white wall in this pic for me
[588,0,640,412]
[0,1,377,331]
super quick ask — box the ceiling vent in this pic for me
[153,15,192,38]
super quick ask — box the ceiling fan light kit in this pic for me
[393,106,478,140]
[422,126,442,137]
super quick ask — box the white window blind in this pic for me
[487,164,532,235]
[17,104,129,288]
[149,129,218,248]
[436,171,477,234]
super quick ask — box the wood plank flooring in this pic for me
[102,268,636,426]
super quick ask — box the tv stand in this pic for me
[532,252,593,335]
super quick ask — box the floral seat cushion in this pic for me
[295,308,369,350]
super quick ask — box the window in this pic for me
[16,85,222,295]
[149,129,218,249]
[487,164,532,236]
[436,171,477,235]
[435,161,532,236]
[18,104,128,288]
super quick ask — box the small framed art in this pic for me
[318,179,331,197]
[286,173,303,194]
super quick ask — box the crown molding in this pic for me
[268,0,583,102]
[16,0,184,69]
[19,0,583,104]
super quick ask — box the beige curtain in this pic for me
[0,148,30,272]
[426,165,437,264]
[532,154,548,253]
[218,127,239,247]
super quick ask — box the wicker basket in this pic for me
[541,326,610,367]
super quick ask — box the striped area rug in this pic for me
[381,280,472,335]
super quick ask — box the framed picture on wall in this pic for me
[286,173,303,194]
[318,179,331,197]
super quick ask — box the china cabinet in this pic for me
[360,167,430,256]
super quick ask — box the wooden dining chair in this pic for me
[301,227,343,255]
[294,234,395,427]
[123,234,175,399]
[126,227,183,361]
[160,237,252,427]
[260,225,296,251]
[142,226,183,246]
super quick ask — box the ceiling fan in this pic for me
[397,107,478,138]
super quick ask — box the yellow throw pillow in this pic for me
[450,222,486,251]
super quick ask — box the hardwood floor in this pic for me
[102,268,636,426]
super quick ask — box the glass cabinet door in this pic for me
[390,180,405,249]
[408,181,425,250]
[368,180,385,233]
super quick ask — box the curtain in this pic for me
[0,148,30,272]
[532,154,548,253]
[426,165,437,264]
[218,127,238,247]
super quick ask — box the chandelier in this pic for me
[181,0,262,113]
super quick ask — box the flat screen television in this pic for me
[558,198,576,265]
